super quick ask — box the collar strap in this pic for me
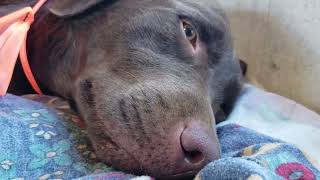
[0,0,47,96]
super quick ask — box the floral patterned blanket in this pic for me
[0,84,319,180]
[0,94,114,180]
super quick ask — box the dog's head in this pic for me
[42,0,243,178]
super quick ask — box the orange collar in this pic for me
[0,0,47,96]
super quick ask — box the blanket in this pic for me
[220,84,320,164]
[0,84,319,180]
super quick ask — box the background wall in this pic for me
[218,0,320,113]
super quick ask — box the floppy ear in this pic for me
[238,59,247,76]
[49,0,104,17]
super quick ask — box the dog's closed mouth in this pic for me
[158,170,199,180]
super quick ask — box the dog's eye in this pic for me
[183,21,197,48]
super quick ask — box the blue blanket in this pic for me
[0,86,319,180]
[197,124,319,180]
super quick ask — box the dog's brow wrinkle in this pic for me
[130,96,142,123]
[119,99,130,124]
[130,95,150,143]
[157,93,169,110]
[140,90,152,114]
[143,102,152,114]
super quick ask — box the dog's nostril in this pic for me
[183,149,205,165]
[178,121,220,169]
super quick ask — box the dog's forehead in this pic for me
[85,0,229,59]
[133,0,222,9]
[117,0,227,32]
[116,0,225,18]
[173,0,223,12]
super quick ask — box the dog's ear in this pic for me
[238,59,247,76]
[49,0,105,17]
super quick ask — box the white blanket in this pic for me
[220,84,320,164]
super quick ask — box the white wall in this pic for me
[218,0,320,112]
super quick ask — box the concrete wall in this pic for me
[218,0,320,113]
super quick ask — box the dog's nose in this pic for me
[169,121,221,178]
[180,121,220,166]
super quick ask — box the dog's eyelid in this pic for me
[181,20,198,49]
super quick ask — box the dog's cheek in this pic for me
[73,78,98,121]
[84,113,139,167]
[88,131,141,172]
[80,79,96,107]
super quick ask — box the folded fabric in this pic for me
[196,124,320,180]
[221,84,320,163]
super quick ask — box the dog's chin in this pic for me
[157,170,198,180]
[100,153,200,179]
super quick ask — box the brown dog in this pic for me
[2,0,244,179]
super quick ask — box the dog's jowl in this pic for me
[3,0,244,178]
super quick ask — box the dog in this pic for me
[2,0,244,179]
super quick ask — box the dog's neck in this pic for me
[11,6,87,100]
